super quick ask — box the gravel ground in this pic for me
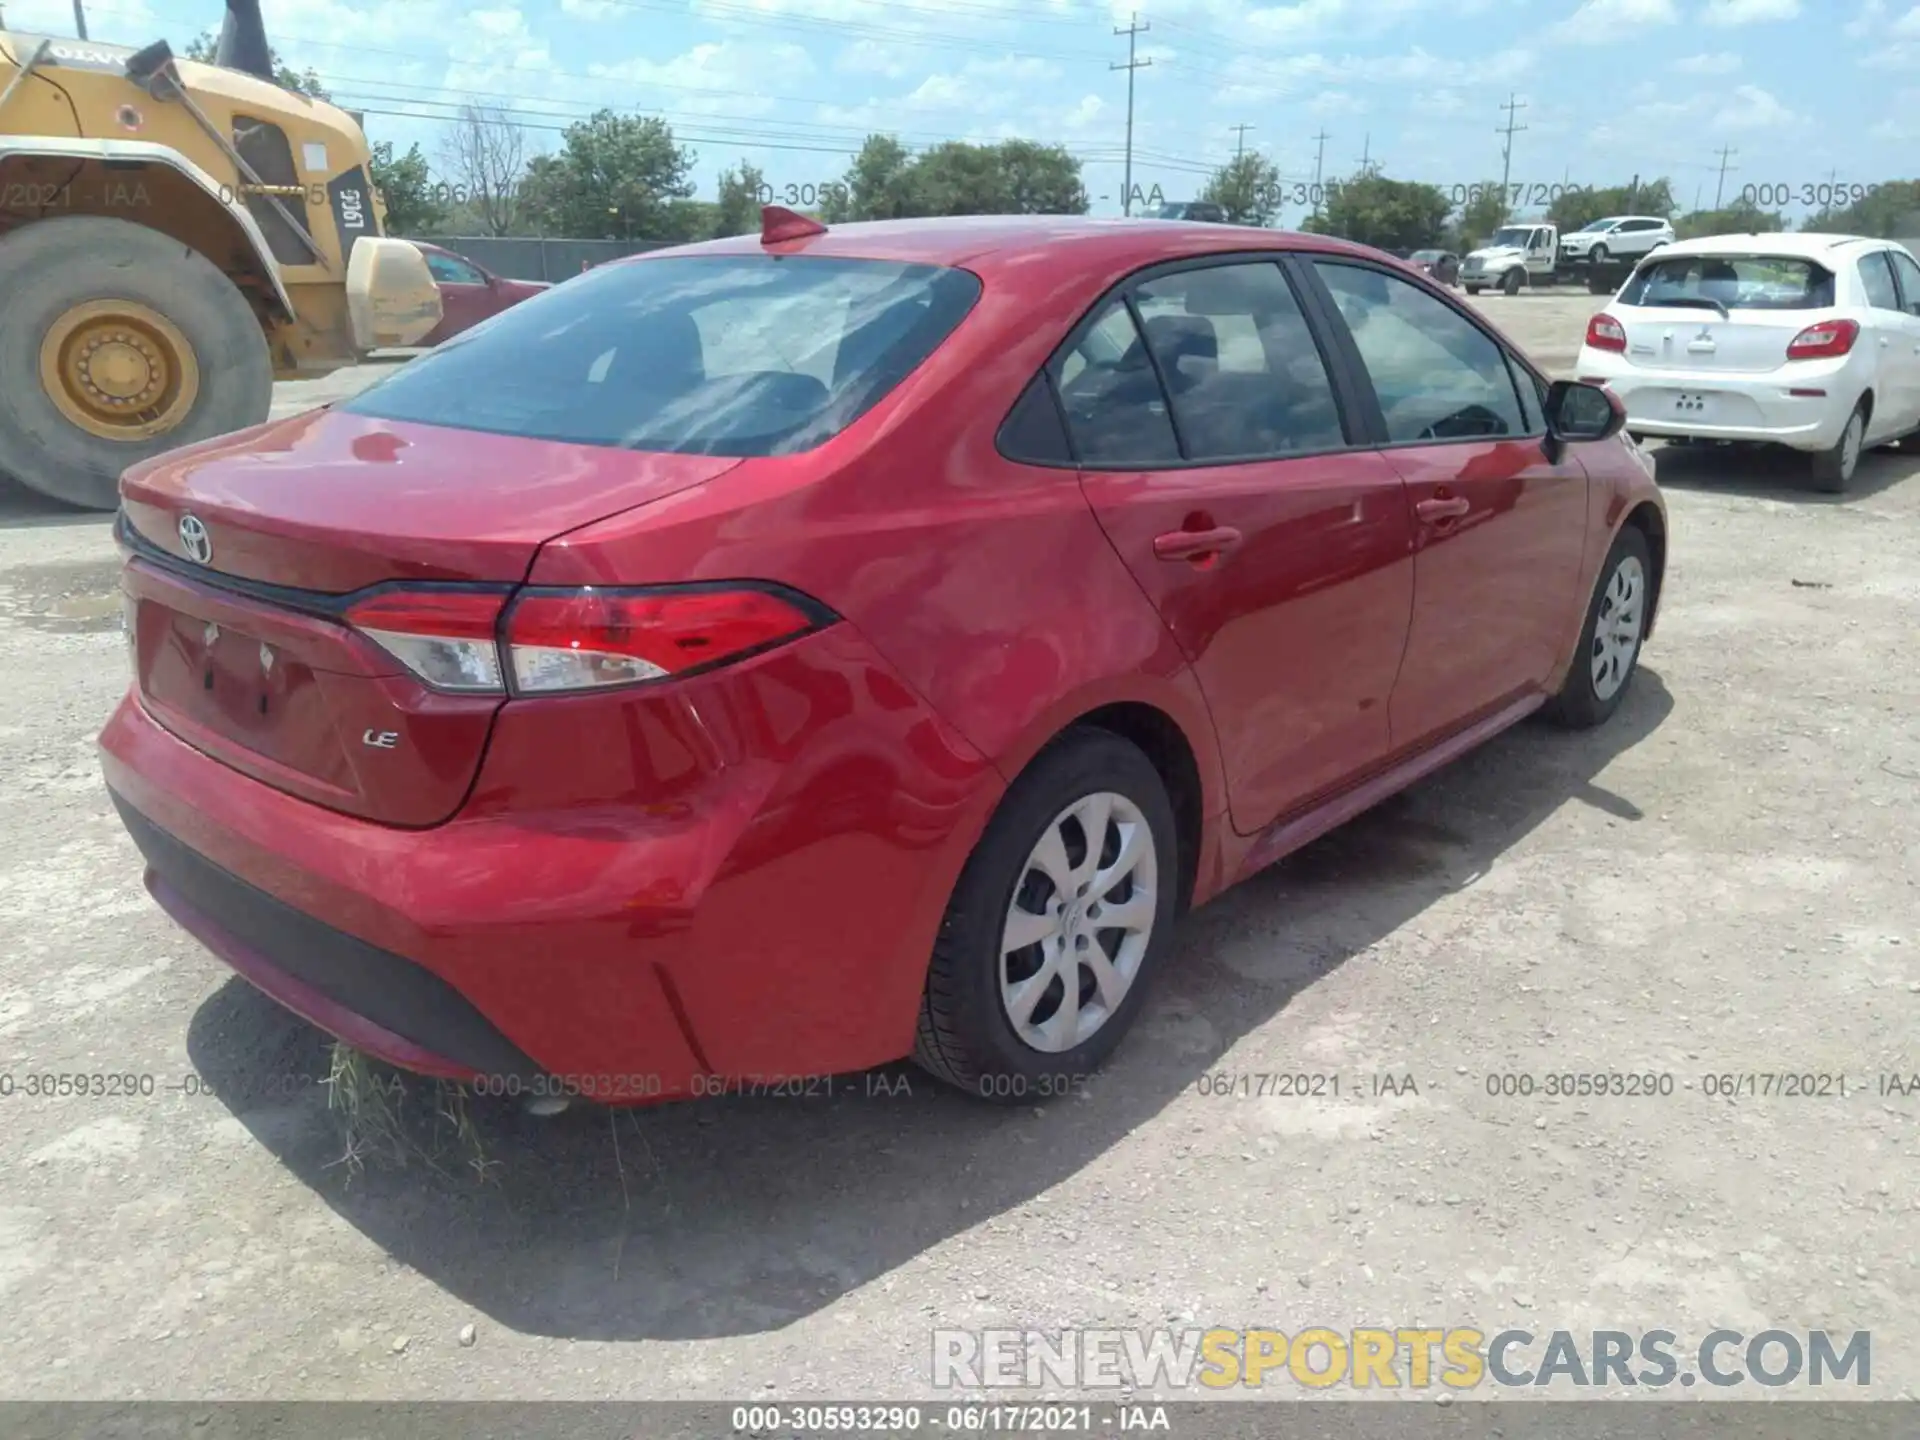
[0,291,1916,1405]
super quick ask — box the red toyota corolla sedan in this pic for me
[99,210,1665,1105]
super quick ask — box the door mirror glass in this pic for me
[1545,379,1623,442]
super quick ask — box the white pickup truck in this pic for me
[1460,223,1561,295]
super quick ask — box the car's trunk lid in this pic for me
[1612,305,1815,374]
[118,408,741,826]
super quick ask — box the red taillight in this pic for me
[346,589,508,693]
[345,584,826,696]
[1585,313,1627,353]
[504,586,823,695]
[1786,318,1858,360]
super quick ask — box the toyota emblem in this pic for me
[178,513,212,564]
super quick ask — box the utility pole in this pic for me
[1231,123,1254,159]
[1357,134,1372,174]
[1112,13,1152,217]
[1497,92,1527,199]
[1713,145,1737,209]
[1310,128,1330,191]
[72,0,89,38]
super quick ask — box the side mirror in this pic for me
[1545,379,1625,444]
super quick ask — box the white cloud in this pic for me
[1868,88,1920,139]
[587,39,817,117]
[1673,50,1742,72]
[1711,83,1797,129]
[1702,0,1800,21]
[559,0,622,17]
[1896,3,1920,32]
[835,40,912,77]
[1547,0,1679,43]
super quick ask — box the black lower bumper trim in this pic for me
[111,790,540,1081]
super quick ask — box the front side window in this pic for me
[1313,261,1525,444]
[425,251,485,285]
[342,255,982,457]
[1052,299,1180,465]
[1131,262,1345,461]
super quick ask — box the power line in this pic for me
[1112,11,1151,216]
[1497,91,1526,198]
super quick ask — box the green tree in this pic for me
[830,134,917,221]
[714,162,768,237]
[1200,152,1281,227]
[184,31,329,99]
[1675,196,1785,240]
[986,139,1089,215]
[1316,173,1451,250]
[515,110,696,240]
[367,140,445,235]
[1548,179,1676,230]
[1451,181,1510,251]
[1802,179,1920,238]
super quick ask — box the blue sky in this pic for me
[13,0,1909,222]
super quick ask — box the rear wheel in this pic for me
[1590,243,1610,265]
[913,728,1179,1101]
[1544,526,1652,730]
[1810,401,1867,494]
[0,216,271,510]
[1501,268,1524,296]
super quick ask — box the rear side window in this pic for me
[1314,261,1525,444]
[1052,299,1181,466]
[1888,248,1920,316]
[1858,252,1901,312]
[1132,263,1346,461]
[1620,255,1835,311]
[341,256,982,456]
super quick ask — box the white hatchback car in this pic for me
[1558,215,1675,265]
[1574,233,1920,491]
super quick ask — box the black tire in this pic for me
[1590,243,1609,265]
[913,727,1180,1102]
[1809,399,1867,494]
[1501,268,1524,296]
[0,217,272,510]
[1465,284,1483,295]
[1543,525,1653,730]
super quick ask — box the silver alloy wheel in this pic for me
[1590,553,1646,702]
[1839,410,1864,482]
[1000,791,1158,1053]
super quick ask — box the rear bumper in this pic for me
[100,623,1004,1095]
[1575,351,1862,452]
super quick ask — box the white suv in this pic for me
[1559,216,1674,265]
[1574,233,1920,492]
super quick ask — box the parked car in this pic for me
[1575,232,1920,492]
[1557,215,1674,266]
[102,213,1664,1105]
[411,241,549,346]
[1151,201,1227,223]
[1408,248,1461,285]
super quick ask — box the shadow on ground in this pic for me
[186,670,1675,1343]
[1650,438,1918,503]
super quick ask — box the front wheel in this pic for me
[1501,268,1524,296]
[913,728,1179,1101]
[1464,284,1483,295]
[0,216,272,510]
[1590,244,1610,265]
[1544,526,1653,730]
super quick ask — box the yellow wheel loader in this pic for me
[0,0,440,509]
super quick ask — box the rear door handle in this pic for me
[1152,525,1243,561]
[1415,496,1471,522]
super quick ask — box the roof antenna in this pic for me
[761,204,827,246]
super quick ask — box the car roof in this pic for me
[616,214,1389,277]
[1649,231,1886,259]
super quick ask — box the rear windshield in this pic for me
[1620,254,1835,311]
[341,255,982,456]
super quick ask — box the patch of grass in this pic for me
[322,1042,500,1186]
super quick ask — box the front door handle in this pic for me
[1153,525,1243,562]
[1415,496,1471,523]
